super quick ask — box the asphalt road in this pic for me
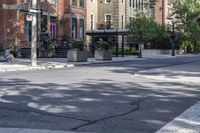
[0,56,200,133]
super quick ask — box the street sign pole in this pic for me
[31,0,37,66]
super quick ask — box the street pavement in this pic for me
[0,55,200,133]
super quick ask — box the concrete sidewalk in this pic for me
[0,56,141,72]
[0,54,198,73]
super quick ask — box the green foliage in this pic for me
[47,41,56,57]
[98,41,111,51]
[128,13,168,46]
[8,42,18,57]
[112,47,139,55]
[71,41,84,51]
[8,42,17,52]
[171,0,200,53]
[128,15,157,44]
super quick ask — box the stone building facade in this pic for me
[88,0,145,30]
[86,0,98,43]
[0,0,86,50]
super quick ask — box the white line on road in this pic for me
[0,128,93,133]
[156,102,200,133]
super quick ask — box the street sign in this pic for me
[29,8,42,14]
[26,15,33,21]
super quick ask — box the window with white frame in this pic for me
[72,18,77,39]
[80,0,84,7]
[105,14,112,25]
[105,0,111,4]
[90,14,94,30]
[51,0,57,5]
[79,19,85,40]
[72,0,77,6]
[121,15,124,29]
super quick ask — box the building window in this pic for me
[24,15,32,42]
[133,0,135,8]
[50,17,57,38]
[149,8,155,18]
[141,0,143,10]
[80,19,85,40]
[72,18,77,40]
[129,0,131,7]
[136,0,138,9]
[80,0,84,7]
[129,17,132,22]
[51,0,57,5]
[72,0,77,6]
[41,15,47,32]
[50,24,56,37]
[105,14,111,25]
[90,14,94,30]
[121,15,124,29]
[105,0,111,4]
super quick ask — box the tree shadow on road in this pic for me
[0,77,200,133]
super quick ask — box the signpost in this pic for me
[29,8,42,14]
[17,2,43,66]
[31,0,38,66]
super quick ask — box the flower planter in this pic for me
[95,50,112,61]
[67,50,87,62]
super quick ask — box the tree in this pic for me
[171,0,200,53]
[127,14,159,44]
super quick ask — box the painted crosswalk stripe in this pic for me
[156,102,200,133]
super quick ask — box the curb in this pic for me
[0,127,93,133]
[0,59,137,73]
[71,59,140,67]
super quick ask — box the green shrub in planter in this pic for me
[95,41,112,60]
[68,41,87,62]
[98,41,111,51]
[71,41,84,51]
[47,41,56,57]
[8,42,18,58]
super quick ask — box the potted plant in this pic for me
[67,41,87,62]
[95,41,112,60]
[8,42,18,58]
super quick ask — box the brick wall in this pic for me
[0,0,87,49]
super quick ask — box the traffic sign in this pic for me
[26,15,33,21]
[29,8,42,14]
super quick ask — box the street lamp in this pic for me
[170,19,176,56]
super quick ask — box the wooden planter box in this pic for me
[67,50,87,62]
[95,50,112,61]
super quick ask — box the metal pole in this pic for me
[116,35,119,57]
[31,0,37,66]
[171,21,175,56]
[122,35,124,57]
[162,0,164,26]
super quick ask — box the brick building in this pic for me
[0,0,86,54]
[152,0,172,25]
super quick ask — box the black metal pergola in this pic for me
[86,29,130,57]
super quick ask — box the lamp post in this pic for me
[170,19,176,56]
